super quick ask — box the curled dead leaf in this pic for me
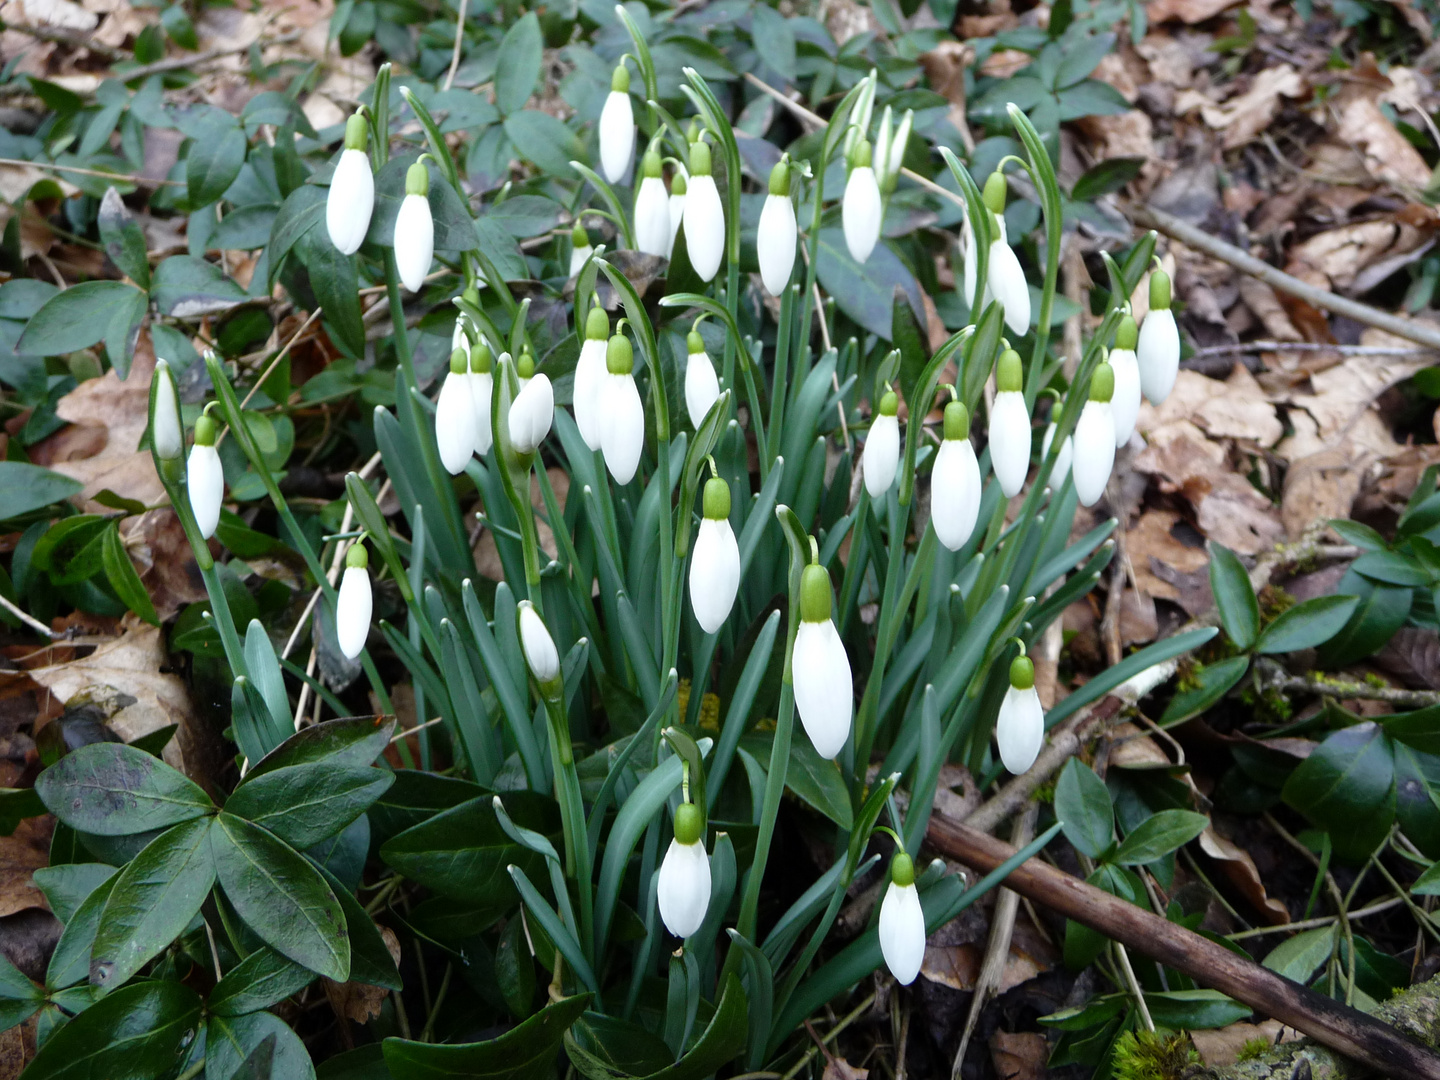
[1199,827,1290,925]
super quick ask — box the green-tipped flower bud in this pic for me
[344,112,368,152]
[450,348,467,375]
[673,800,704,845]
[1115,314,1138,351]
[996,349,1023,394]
[1149,269,1172,311]
[346,542,369,570]
[571,219,589,246]
[768,160,790,197]
[799,563,832,623]
[611,64,630,93]
[851,138,872,170]
[606,333,633,375]
[690,141,712,177]
[983,171,1007,215]
[943,399,969,441]
[193,412,217,448]
[405,161,429,197]
[687,329,705,354]
[1090,361,1114,403]
[517,348,535,379]
[642,150,663,179]
[1009,654,1034,691]
[702,476,730,520]
[890,851,915,888]
[585,306,609,341]
[671,172,688,196]
[686,120,699,144]
[878,389,898,417]
[470,341,493,374]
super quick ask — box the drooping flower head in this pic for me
[982,171,1030,337]
[336,540,373,661]
[599,63,636,185]
[187,408,224,540]
[658,800,710,939]
[862,387,900,499]
[996,651,1043,774]
[689,474,739,634]
[683,140,724,283]
[634,149,671,258]
[666,171,687,259]
[600,330,644,485]
[568,219,593,279]
[932,397,981,552]
[1137,267,1180,405]
[394,160,434,293]
[470,340,494,456]
[436,348,478,475]
[1109,314,1141,447]
[326,112,374,256]
[508,352,554,456]
[793,562,853,760]
[1039,398,1073,487]
[518,599,560,688]
[988,348,1031,499]
[684,325,719,430]
[757,158,797,296]
[842,138,882,265]
[879,850,925,985]
[1073,360,1116,508]
[573,305,610,451]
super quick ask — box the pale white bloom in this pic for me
[1137,307,1179,405]
[335,549,372,661]
[634,152,671,258]
[931,402,980,552]
[394,164,434,293]
[879,872,925,986]
[1073,399,1115,508]
[960,210,980,309]
[684,332,720,430]
[757,161,797,296]
[600,372,644,484]
[988,238,1030,337]
[683,143,724,282]
[151,360,182,461]
[469,345,494,456]
[863,393,900,499]
[1109,347,1140,447]
[508,371,554,454]
[988,390,1031,499]
[598,70,635,184]
[573,308,609,451]
[326,115,373,256]
[187,429,223,541]
[568,220,593,278]
[657,836,710,939]
[996,657,1044,774]
[1040,418,1073,487]
[842,152,882,264]
[689,478,739,633]
[792,564,853,760]
[518,600,559,684]
[436,358,477,476]
[666,173,686,258]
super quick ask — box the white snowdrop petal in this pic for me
[657,838,711,939]
[1072,400,1116,508]
[394,193,434,293]
[685,349,720,430]
[1040,424,1073,486]
[187,444,224,540]
[1137,308,1180,405]
[666,193,685,258]
[569,244,592,279]
[842,166,882,264]
[988,391,1032,498]
[508,374,554,454]
[996,684,1045,774]
[600,373,644,485]
[152,370,182,461]
[879,882,926,985]
[335,565,372,660]
[634,176,671,258]
[793,620,853,759]
[960,211,979,308]
[1109,347,1141,447]
[683,176,725,282]
[436,372,477,475]
[931,438,981,552]
[573,338,608,451]
[988,240,1031,336]
[326,149,374,256]
[470,372,493,456]
[519,602,560,683]
[862,413,900,499]
[757,193,798,296]
[598,91,635,185]
[689,517,740,633]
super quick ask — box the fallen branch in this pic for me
[923,815,1440,1079]
[1255,656,1440,708]
[1131,204,1440,352]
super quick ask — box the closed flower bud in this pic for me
[634,151,671,258]
[600,334,644,485]
[1109,315,1141,446]
[690,477,739,633]
[1040,401,1073,486]
[863,390,900,498]
[436,349,478,475]
[684,330,720,430]
[573,307,609,451]
[879,852,925,985]
[1137,270,1179,405]
[470,342,494,456]
[932,400,981,552]
[683,142,724,282]
[842,140,882,264]
[988,349,1031,498]
[666,172,686,258]
[1073,362,1116,508]
[518,599,560,685]
[599,65,635,184]
[394,162,434,293]
[336,543,372,660]
[792,564,853,760]
[568,220,593,279]
[509,366,554,455]
[997,654,1044,774]
[326,115,374,256]
[187,412,223,540]
[658,802,710,939]
[757,161,797,296]
[151,359,183,462]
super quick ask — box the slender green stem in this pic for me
[543,693,594,958]
[198,559,247,680]
[384,249,418,391]
[767,283,796,462]
[836,488,871,638]
[734,683,794,947]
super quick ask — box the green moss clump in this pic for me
[1112,1029,1198,1080]
[1236,1036,1272,1061]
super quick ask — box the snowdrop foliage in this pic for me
[683,141,724,282]
[689,477,739,633]
[684,329,720,430]
[633,150,671,258]
[518,600,559,686]
[436,349,478,475]
[1073,361,1117,508]
[863,389,900,499]
[997,654,1044,774]
[326,113,373,256]
[335,543,372,661]
[573,306,610,451]
[792,563,853,760]
[1138,269,1180,405]
[931,399,981,552]
[600,333,644,485]
[879,852,925,985]
[988,349,1031,499]
[394,161,434,293]
[658,802,710,939]
[187,411,223,540]
[757,160,797,296]
[598,64,635,184]
[1109,315,1142,446]
[842,140,882,264]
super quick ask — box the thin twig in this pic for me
[0,592,57,639]
[0,157,187,188]
[8,21,128,60]
[120,28,304,81]
[1228,897,1405,940]
[781,992,877,1080]
[443,0,469,92]
[1254,657,1440,708]
[1115,942,1155,1031]
[1192,340,1438,359]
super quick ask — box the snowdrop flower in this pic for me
[683,141,724,282]
[187,410,223,540]
[516,347,535,391]
[862,388,900,499]
[658,801,710,939]
[757,159,797,296]
[151,359,182,462]
[1109,315,1141,447]
[690,476,739,633]
[599,64,635,185]
[879,851,925,985]
[842,140,882,264]
[394,161,434,293]
[600,332,644,485]
[1039,401,1073,487]
[451,313,469,356]
[573,307,609,451]
[469,341,494,456]
[326,113,373,256]
[1137,268,1180,405]
[982,172,1030,337]
[872,106,912,197]
[568,219,593,278]
[1073,360,1116,508]
[684,328,719,430]
[931,399,981,552]
[666,172,686,258]
[996,652,1044,774]
[988,348,1031,498]
[959,207,982,311]
[336,542,372,661]
[517,599,559,687]
[634,150,671,258]
[508,359,554,455]
[436,349,478,475]
[792,562,853,760]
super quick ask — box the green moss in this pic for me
[1257,585,1296,624]
[1237,1036,1272,1061]
[1111,1030,1198,1080]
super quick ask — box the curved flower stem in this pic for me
[383,250,418,392]
[542,691,594,958]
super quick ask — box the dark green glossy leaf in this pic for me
[152,255,248,317]
[16,281,145,356]
[1209,544,1258,650]
[1282,723,1395,862]
[0,463,82,522]
[210,946,314,1017]
[503,111,583,178]
[1255,595,1360,655]
[299,225,365,357]
[97,188,149,289]
[1071,156,1145,201]
[33,862,115,924]
[36,742,212,836]
[187,123,247,208]
[1383,704,1440,755]
[1317,577,1412,667]
[224,763,391,849]
[47,874,118,989]
[1055,758,1113,859]
[1142,989,1250,1030]
[311,858,402,991]
[1352,549,1431,587]
[1112,810,1208,866]
[383,992,590,1080]
[206,1012,314,1080]
[244,715,396,781]
[21,980,201,1080]
[494,13,542,116]
[1160,656,1249,725]
[101,523,158,626]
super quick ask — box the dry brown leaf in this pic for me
[1136,32,1198,89]
[0,0,96,31]
[1236,278,1302,344]
[1335,91,1434,195]
[1191,1020,1298,1065]
[988,1030,1049,1080]
[324,925,401,1022]
[1281,450,1365,539]
[1146,0,1238,23]
[474,467,569,580]
[980,49,1031,79]
[1199,827,1290,925]
[1286,218,1431,293]
[1138,367,1282,446]
[922,909,1057,993]
[1129,509,1209,603]
[0,819,51,920]
[820,1059,867,1080]
[122,510,207,622]
[1199,65,1305,150]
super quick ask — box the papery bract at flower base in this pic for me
[326,114,373,256]
[152,359,183,462]
[997,655,1044,774]
[689,478,739,634]
[436,349,478,475]
[336,543,372,661]
[187,412,223,540]
[879,853,925,985]
[792,564,853,760]
[932,400,981,552]
[599,65,635,185]
[862,390,900,499]
[573,307,610,451]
